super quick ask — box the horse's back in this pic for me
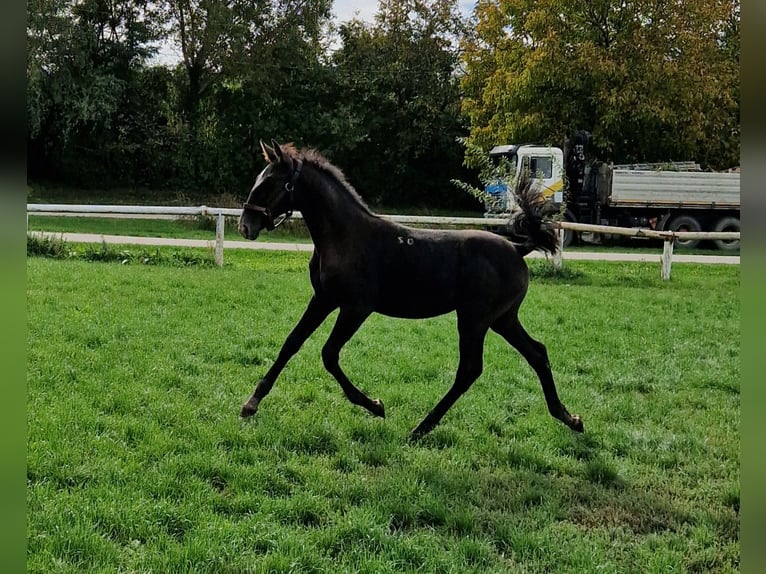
[368,223,528,319]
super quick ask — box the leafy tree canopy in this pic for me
[460,0,740,170]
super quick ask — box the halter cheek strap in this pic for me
[243,159,303,230]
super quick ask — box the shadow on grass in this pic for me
[376,429,725,542]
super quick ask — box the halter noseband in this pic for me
[243,159,303,230]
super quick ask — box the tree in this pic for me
[460,0,740,170]
[157,0,337,192]
[329,0,472,207]
[27,0,166,184]
[28,0,341,194]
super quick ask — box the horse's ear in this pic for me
[260,139,278,163]
[270,139,294,169]
[270,139,283,161]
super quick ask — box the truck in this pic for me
[484,130,741,250]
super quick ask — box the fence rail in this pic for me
[27,204,740,280]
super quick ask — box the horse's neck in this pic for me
[298,169,374,249]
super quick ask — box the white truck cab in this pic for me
[485,144,565,214]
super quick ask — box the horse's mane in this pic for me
[281,144,372,214]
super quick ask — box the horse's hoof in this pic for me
[371,398,385,418]
[569,414,584,433]
[240,402,258,418]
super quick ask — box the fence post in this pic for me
[215,211,224,267]
[553,227,564,271]
[661,237,674,280]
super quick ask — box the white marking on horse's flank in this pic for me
[397,236,415,246]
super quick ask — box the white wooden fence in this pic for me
[27,204,740,280]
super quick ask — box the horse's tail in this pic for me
[510,170,561,258]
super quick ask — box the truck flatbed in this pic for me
[609,170,740,210]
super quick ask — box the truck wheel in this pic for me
[666,215,701,249]
[712,216,740,251]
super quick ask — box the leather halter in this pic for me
[242,159,303,230]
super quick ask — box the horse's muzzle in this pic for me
[238,220,261,241]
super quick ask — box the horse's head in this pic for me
[238,139,302,240]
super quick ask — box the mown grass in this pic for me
[27,251,739,573]
[27,215,311,243]
[26,183,483,218]
[28,214,255,241]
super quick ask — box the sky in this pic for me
[334,0,476,23]
[333,0,378,23]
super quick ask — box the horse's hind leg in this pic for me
[410,316,487,440]
[241,296,334,418]
[491,311,583,432]
[322,306,385,418]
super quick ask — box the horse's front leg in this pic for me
[240,296,335,418]
[322,306,385,418]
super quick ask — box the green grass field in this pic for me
[27,251,740,573]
